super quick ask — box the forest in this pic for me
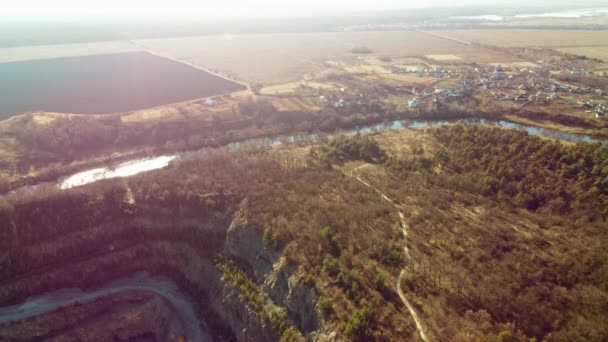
[321,128,608,341]
[430,125,608,217]
[2,126,607,341]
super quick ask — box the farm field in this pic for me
[0,52,245,119]
[136,31,516,85]
[0,41,142,63]
[556,46,608,62]
[433,29,608,48]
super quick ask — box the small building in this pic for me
[204,98,216,107]
[534,91,548,103]
[434,88,448,95]
[408,97,420,109]
[515,94,528,102]
[596,89,605,96]
[335,99,345,108]
[494,66,506,79]
[596,105,607,118]
[493,92,508,101]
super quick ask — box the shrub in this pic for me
[345,307,372,338]
[315,134,387,165]
[322,257,340,277]
[316,296,333,318]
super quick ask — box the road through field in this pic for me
[347,164,429,342]
[131,41,250,91]
[418,31,471,46]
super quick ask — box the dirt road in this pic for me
[348,164,429,342]
[0,272,206,342]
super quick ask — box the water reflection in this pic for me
[59,118,605,190]
[60,155,176,189]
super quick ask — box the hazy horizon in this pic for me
[3,0,608,21]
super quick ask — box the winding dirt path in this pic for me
[347,164,429,342]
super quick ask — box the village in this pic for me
[250,48,608,124]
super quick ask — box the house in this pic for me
[534,91,548,103]
[515,94,528,102]
[447,91,462,99]
[434,87,448,95]
[596,105,607,118]
[526,77,535,86]
[408,97,420,109]
[335,99,345,108]
[494,67,506,79]
[493,92,508,101]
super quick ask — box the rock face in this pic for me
[197,260,279,342]
[221,210,319,340]
[0,192,321,342]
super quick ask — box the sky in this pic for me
[1,0,514,20]
[1,0,603,21]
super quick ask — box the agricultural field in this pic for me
[433,29,608,48]
[556,46,608,62]
[0,41,142,63]
[0,52,245,119]
[136,31,516,85]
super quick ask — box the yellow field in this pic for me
[0,41,141,63]
[270,96,321,112]
[434,29,608,48]
[425,54,461,61]
[556,46,608,61]
[378,73,438,86]
[137,31,514,85]
[260,81,336,95]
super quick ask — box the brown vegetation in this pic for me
[349,126,608,341]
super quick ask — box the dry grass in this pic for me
[260,82,302,95]
[137,31,512,85]
[434,29,608,48]
[0,41,141,63]
[425,54,461,61]
[556,46,608,61]
[270,97,320,112]
[378,73,438,86]
[343,64,388,74]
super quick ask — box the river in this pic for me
[59,118,605,190]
